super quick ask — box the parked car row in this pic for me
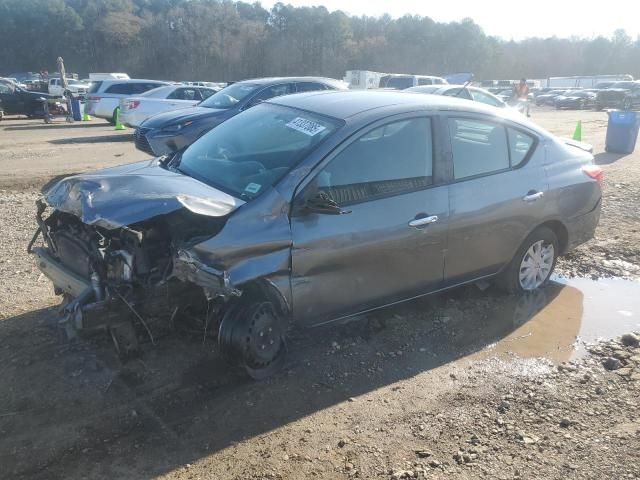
[530,81,640,110]
[133,77,348,156]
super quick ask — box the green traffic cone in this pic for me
[572,120,582,141]
[82,104,91,121]
[114,107,126,130]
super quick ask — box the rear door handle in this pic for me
[523,191,544,202]
[409,215,439,228]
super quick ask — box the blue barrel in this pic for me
[606,111,640,154]
[70,97,82,121]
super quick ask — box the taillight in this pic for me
[582,165,603,187]
[127,100,140,110]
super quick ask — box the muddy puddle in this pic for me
[477,275,640,363]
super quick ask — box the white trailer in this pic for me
[343,70,386,90]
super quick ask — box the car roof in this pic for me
[235,76,345,87]
[270,90,523,121]
[98,79,169,86]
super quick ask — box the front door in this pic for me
[444,116,548,285]
[291,116,449,325]
[0,83,23,114]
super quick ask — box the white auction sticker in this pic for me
[244,182,262,194]
[286,117,326,136]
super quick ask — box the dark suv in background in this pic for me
[596,81,640,110]
[134,77,348,156]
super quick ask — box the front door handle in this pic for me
[523,191,544,203]
[409,215,439,228]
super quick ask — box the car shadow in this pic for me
[0,283,576,479]
[48,134,133,145]
[594,151,628,165]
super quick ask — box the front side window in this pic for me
[317,118,433,205]
[199,82,261,109]
[449,118,509,179]
[418,77,433,86]
[178,104,340,200]
[249,84,294,106]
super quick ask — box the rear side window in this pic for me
[296,82,327,92]
[449,119,509,180]
[508,128,535,167]
[317,118,433,205]
[418,78,433,86]
[443,88,472,100]
[105,82,162,95]
[199,88,217,99]
[385,77,414,90]
[88,81,103,94]
[470,90,503,107]
[168,88,199,100]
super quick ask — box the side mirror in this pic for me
[303,191,350,215]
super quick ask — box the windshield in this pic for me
[178,104,341,199]
[199,82,261,109]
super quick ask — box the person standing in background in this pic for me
[515,78,531,117]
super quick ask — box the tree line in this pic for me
[1,0,639,82]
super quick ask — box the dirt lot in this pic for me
[0,108,639,480]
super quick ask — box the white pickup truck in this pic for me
[48,78,92,98]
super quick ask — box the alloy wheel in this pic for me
[518,240,555,290]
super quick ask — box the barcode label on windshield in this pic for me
[286,117,326,136]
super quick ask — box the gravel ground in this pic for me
[0,108,639,480]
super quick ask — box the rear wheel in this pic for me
[497,226,559,294]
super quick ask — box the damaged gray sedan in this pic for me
[29,91,602,378]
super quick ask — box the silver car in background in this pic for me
[119,85,219,128]
[30,91,602,377]
[86,79,170,123]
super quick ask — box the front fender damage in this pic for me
[172,249,241,299]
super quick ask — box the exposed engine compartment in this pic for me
[32,202,231,357]
[45,206,226,291]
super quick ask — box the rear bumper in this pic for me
[120,110,144,128]
[565,198,601,252]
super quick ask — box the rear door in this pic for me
[444,115,546,285]
[291,115,449,325]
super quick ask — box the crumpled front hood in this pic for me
[141,106,227,129]
[44,159,244,229]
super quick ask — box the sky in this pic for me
[261,0,640,40]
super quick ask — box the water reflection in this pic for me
[474,276,640,363]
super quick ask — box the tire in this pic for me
[218,298,287,380]
[497,226,559,294]
[595,103,603,111]
[108,108,118,125]
[623,98,632,111]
